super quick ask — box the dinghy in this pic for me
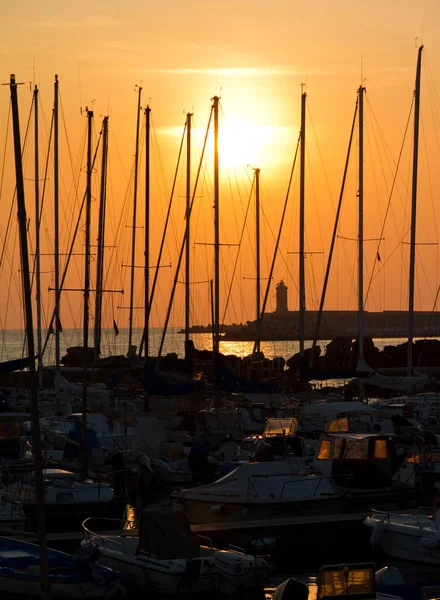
[7,469,125,532]
[0,536,123,598]
[365,508,440,565]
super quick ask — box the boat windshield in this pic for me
[318,564,374,599]
[264,418,298,436]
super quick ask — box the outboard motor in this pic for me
[72,543,101,570]
[375,566,406,599]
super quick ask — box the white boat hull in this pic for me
[365,513,440,565]
[97,552,216,594]
[175,494,348,524]
[0,574,121,598]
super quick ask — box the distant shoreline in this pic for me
[180,309,440,341]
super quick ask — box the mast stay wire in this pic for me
[364,96,414,301]
[1,97,34,339]
[221,177,254,327]
[41,127,103,357]
[158,107,213,357]
[252,131,301,357]
[309,98,358,362]
[138,120,187,355]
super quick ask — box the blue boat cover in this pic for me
[62,425,100,459]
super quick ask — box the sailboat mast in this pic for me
[144,105,150,359]
[54,75,61,381]
[34,85,43,387]
[407,45,423,377]
[255,167,261,355]
[299,88,306,360]
[128,86,142,352]
[94,116,109,362]
[358,85,365,364]
[213,96,220,354]
[185,112,192,344]
[81,108,93,479]
[10,73,50,599]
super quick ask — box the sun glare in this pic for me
[219,121,270,169]
[160,119,295,173]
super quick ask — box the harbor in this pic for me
[3,2,440,598]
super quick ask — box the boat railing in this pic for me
[82,516,137,548]
[244,473,336,499]
[197,534,214,548]
[0,490,23,515]
[369,507,434,528]
[280,474,337,499]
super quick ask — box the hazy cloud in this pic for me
[27,15,120,29]
[146,65,412,77]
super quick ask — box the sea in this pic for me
[1,327,435,598]
[0,325,414,365]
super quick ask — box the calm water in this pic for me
[0,326,415,365]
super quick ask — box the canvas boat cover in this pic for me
[356,358,432,391]
[137,506,200,560]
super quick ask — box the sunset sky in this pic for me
[2,0,440,343]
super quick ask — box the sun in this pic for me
[218,120,270,170]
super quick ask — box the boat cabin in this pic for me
[234,418,304,462]
[313,433,399,489]
[264,417,298,437]
[299,401,394,436]
[317,563,375,600]
[234,433,304,462]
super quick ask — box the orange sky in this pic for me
[1,0,440,337]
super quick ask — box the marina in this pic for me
[3,5,440,598]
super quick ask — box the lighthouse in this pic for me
[275,280,288,315]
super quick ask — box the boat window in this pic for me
[317,439,332,460]
[343,439,368,460]
[318,566,374,598]
[326,417,349,433]
[374,439,388,459]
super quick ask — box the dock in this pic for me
[2,510,373,558]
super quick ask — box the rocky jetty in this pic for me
[286,337,440,379]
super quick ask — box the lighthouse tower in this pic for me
[275,280,288,315]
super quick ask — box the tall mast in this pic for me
[358,85,365,364]
[185,112,192,343]
[299,88,306,360]
[94,116,109,363]
[407,45,423,376]
[144,105,150,359]
[34,85,43,387]
[10,73,50,599]
[213,96,220,354]
[255,167,261,355]
[81,108,93,480]
[128,86,142,352]
[54,75,61,386]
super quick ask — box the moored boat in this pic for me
[81,506,269,595]
[365,508,440,565]
[172,461,347,523]
[0,536,123,598]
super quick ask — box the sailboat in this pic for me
[355,47,431,393]
[81,506,270,595]
[304,48,430,397]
